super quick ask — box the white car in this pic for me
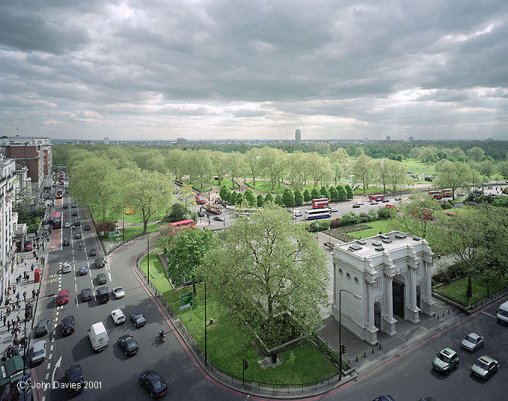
[64,222,71,228]
[31,340,47,364]
[61,262,72,274]
[293,211,302,218]
[112,287,125,299]
[111,309,126,325]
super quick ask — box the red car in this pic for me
[24,243,33,251]
[57,289,69,306]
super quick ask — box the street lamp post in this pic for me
[204,281,207,365]
[147,233,150,285]
[339,289,362,380]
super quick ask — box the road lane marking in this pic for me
[50,345,53,351]
[45,373,49,380]
[47,363,51,370]
[49,353,52,360]
[74,283,77,292]
[481,311,497,318]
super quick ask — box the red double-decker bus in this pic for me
[195,193,207,205]
[311,198,329,209]
[52,211,62,228]
[369,194,385,202]
[428,190,443,200]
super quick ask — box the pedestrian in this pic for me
[12,284,16,294]
[15,293,20,302]
[32,251,36,258]
[7,321,10,332]
[22,291,26,302]
[31,263,34,271]
[3,315,6,326]
[32,289,36,299]
[6,305,10,316]
[15,276,20,285]
[16,315,20,324]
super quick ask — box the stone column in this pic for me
[363,274,379,345]
[420,257,434,315]
[382,273,397,336]
[406,260,420,323]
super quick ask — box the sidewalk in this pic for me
[0,245,48,361]
[317,297,464,375]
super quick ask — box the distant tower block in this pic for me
[295,129,301,145]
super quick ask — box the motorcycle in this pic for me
[159,331,165,343]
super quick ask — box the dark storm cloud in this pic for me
[0,0,507,140]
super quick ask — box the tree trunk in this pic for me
[466,274,473,304]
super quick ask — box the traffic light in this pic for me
[340,344,346,355]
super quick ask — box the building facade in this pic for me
[0,157,17,302]
[0,137,52,201]
[332,231,434,345]
[295,129,301,145]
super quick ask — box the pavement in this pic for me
[0,243,49,362]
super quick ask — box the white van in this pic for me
[496,301,508,324]
[88,322,109,352]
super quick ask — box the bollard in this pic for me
[363,351,367,358]
[355,356,359,362]
[442,312,445,317]
[378,343,382,350]
[448,310,450,315]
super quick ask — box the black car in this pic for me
[64,364,84,395]
[213,216,224,222]
[96,287,110,304]
[62,316,75,336]
[96,273,107,285]
[80,288,93,302]
[63,204,69,209]
[71,204,77,208]
[35,319,50,337]
[130,313,146,328]
[73,219,80,227]
[117,335,139,356]
[139,370,167,398]
[89,248,96,257]
[63,238,70,246]
[95,258,106,268]
[74,233,82,239]
[84,224,91,231]
[71,211,78,216]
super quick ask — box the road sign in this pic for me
[179,292,193,310]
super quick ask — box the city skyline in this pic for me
[1,1,507,141]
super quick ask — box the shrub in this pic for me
[303,189,311,202]
[340,213,357,226]
[330,218,341,229]
[294,189,304,206]
[359,213,370,223]
[440,200,454,209]
[377,207,396,219]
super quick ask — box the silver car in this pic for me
[461,332,484,352]
[471,356,499,379]
[31,340,47,365]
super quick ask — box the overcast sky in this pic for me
[1,1,507,141]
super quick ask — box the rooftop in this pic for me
[336,231,424,259]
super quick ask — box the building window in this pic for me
[338,268,343,274]
[354,277,359,284]
[346,272,351,279]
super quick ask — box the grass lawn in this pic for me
[122,211,165,225]
[139,253,339,384]
[346,219,400,239]
[402,159,436,176]
[246,180,286,194]
[434,276,508,306]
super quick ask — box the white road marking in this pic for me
[49,353,52,360]
[481,311,497,318]
[51,356,62,387]
[45,373,49,380]
[74,283,77,292]
[50,345,53,351]
[42,396,45,401]
[47,362,51,370]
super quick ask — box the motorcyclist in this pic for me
[159,330,165,341]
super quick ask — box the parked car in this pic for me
[61,262,72,274]
[130,313,146,328]
[432,348,459,373]
[71,211,78,216]
[461,333,484,352]
[84,224,91,231]
[62,315,75,336]
[96,273,107,285]
[89,248,96,257]
[57,289,69,306]
[63,238,70,246]
[71,204,77,208]
[112,287,125,299]
[64,364,84,395]
[139,370,167,398]
[471,356,499,379]
[63,204,68,209]
[81,288,93,302]
[74,232,82,239]
[111,309,126,325]
[352,202,361,208]
[118,334,139,356]
[79,266,88,276]
[31,340,47,365]
[73,219,81,226]
[213,216,224,222]
[35,319,50,337]
[24,243,33,252]
[293,210,302,217]
[64,222,71,228]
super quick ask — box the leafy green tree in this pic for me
[336,185,347,201]
[434,160,471,199]
[259,147,286,190]
[244,189,256,207]
[344,185,353,200]
[320,186,329,199]
[179,184,196,209]
[397,191,441,240]
[264,192,274,204]
[210,151,228,185]
[467,146,485,162]
[245,148,263,185]
[293,189,303,206]
[275,194,283,206]
[219,185,230,203]
[498,161,508,179]
[164,228,217,292]
[353,154,375,193]
[303,189,311,202]
[329,187,338,202]
[70,156,122,223]
[329,148,350,185]
[282,188,295,207]
[225,152,245,190]
[236,192,244,207]
[199,206,328,343]
[166,149,187,181]
[385,159,407,193]
[166,203,188,222]
[229,191,237,205]
[477,159,495,179]
[124,170,174,234]
[256,194,265,208]
[311,188,321,199]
